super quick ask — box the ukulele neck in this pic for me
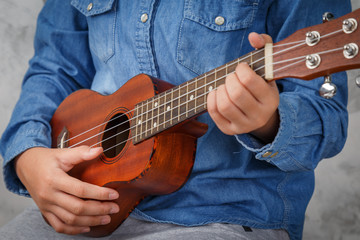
[131,49,267,144]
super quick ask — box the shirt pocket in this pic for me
[177,0,259,75]
[71,0,116,63]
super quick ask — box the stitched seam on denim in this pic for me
[282,99,311,171]
[104,0,117,63]
[70,0,115,16]
[176,22,200,75]
[269,95,309,171]
[132,208,285,229]
[176,1,199,75]
[277,172,290,228]
[184,0,258,31]
[147,0,159,77]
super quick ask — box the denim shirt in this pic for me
[0,0,351,239]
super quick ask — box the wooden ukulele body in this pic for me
[49,8,360,237]
[50,74,208,237]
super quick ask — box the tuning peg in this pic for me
[319,75,337,99]
[356,76,360,88]
[322,12,334,23]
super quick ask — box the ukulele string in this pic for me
[68,47,267,149]
[65,38,302,148]
[99,46,346,153]
[256,46,344,74]
[65,49,264,148]
[65,27,345,150]
[65,37,309,148]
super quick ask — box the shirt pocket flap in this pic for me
[71,0,115,17]
[184,0,259,32]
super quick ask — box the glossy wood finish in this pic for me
[272,8,360,81]
[50,74,208,237]
[49,9,360,237]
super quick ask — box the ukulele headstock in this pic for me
[271,8,360,82]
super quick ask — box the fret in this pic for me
[145,99,152,138]
[195,76,205,113]
[194,78,198,114]
[186,81,189,118]
[216,64,226,89]
[171,86,179,125]
[226,60,237,74]
[140,100,146,140]
[179,83,187,122]
[252,49,266,77]
[170,88,174,125]
[133,49,265,144]
[203,75,207,109]
[152,96,159,133]
[187,79,196,117]
[164,90,171,128]
[150,98,154,135]
[134,105,140,143]
[159,92,166,132]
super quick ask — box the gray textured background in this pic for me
[1,0,360,239]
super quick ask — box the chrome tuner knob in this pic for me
[322,12,334,23]
[356,76,360,88]
[319,75,337,99]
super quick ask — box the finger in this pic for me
[52,190,119,216]
[207,88,230,126]
[248,32,273,49]
[49,204,111,227]
[208,85,245,135]
[225,70,260,115]
[54,170,119,201]
[235,63,277,104]
[57,146,103,172]
[43,211,90,235]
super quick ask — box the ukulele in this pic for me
[50,8,360,237]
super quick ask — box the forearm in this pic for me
[0,0,94,195]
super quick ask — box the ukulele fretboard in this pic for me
[132,49,266,144]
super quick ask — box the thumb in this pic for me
[248,32,273,49]
[57,146,103,172]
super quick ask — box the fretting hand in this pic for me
[207,32,280,143]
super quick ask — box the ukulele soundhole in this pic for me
[102,113,130,159]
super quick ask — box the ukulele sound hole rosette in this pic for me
[102,112,130,160]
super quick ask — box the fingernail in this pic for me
[110,205,119,214]
[89,147,102,154]
[109,192,119,200]
[81,227,90,233]
[101,216,111,225]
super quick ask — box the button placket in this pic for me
[135,0,158,77]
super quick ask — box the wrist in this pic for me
[250,109,279,144]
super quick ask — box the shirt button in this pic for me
[215,16,225,26]
[270,152,279,158]
[141,13,149,23]
[87,3,93,11]
[262,151,272,158]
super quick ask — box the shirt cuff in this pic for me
[235,95,307,172]
[1,122,51,197]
